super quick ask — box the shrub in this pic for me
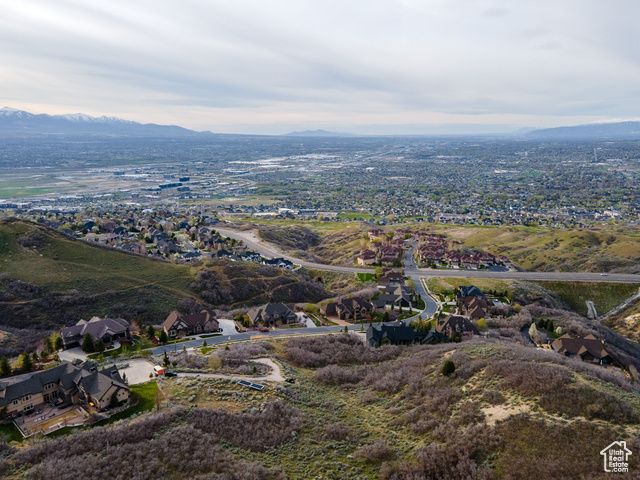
[354,439,395,462]
[442,360,455,376]
[324,422,350,441]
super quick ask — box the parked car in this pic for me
[165,372,178,378]
[260,328,270,332]
[285,378,296,384]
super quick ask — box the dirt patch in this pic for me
[483,404,530,426]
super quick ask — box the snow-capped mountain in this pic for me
[0,107,204,136]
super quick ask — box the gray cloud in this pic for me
[0,0,638,134]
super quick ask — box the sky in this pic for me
[1,0,639,135]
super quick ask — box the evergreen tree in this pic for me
[82,333,95,353]
[31,351,39,364]
[54,335,64,351]
[21,352,33,372]
[95,339,106,354]
[442,360,456,376]
[159,330,168,344]
[162,351,170,368]
[43,336,53,353]
[0,356,11,376]
[147,324,156,339]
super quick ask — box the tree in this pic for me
[0,356,11,376]
[95,339,106,354]
[202,340,207,347]
[529,323,539,344]
[442,360,456,376]
[344,326,348,333]
[147,324,156,339]
[478,318,488,332]
[382,311,390,322]
[162,351,170,368]
[21,352,33,373]
[31,351,39,364]
[555,326,564,335]
[54,335,64,351]
[43,335,53,353]
[82,333,95,353]
[110,391,119,408]
[159,330,168,345]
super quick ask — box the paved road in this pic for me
[216,226,640,283]
[150,326,363,356]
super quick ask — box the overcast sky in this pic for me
[1,1,639,134]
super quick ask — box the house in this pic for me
[367,323,440,346]
[551,334,618,365]
[372,285,412,309]
[321,297,373,320]
[163,310,219,338]
[61,317,130,350]
[357,249,376,265]
[247,303,297,326]
[436,315,479,337]
[264,257,294,269]
[456,285,487,301]
[0,360,129,416]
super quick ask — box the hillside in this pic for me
[421,224,640,273]
[0,220,331,333]
[2,333,639,479]
[528,121,640,139]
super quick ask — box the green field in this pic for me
[535,281,640,317]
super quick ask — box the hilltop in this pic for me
[0,220,335,332]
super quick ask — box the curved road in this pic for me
[216,226,640,283]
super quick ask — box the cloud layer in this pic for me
[1,1,639,134]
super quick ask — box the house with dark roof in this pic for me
[0,360,128,417]
[551,334,618,365]
[372,285,412,309]
[456,286,487,301]
[366,323,443,346]
[264,257,294,269]
[163,310,219,338]
[436,315,479,338]
[321,297,373,320]
[61,317,130,350]
[247,303,297,326]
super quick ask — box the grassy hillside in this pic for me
[0,220,331,332]
[248,220,640,272]
[0,219,197,328]
[604,296,640,342]
[3,334,639,479]
[426,224,640,273]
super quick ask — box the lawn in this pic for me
[534,281,640,317]
[0,422,23,442]
[357,273,376,282]
[94,382,159,426]
[427,277,513,298]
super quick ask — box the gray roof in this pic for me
[0,360,127,408]
[61,317,129,341]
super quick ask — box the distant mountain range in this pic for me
[0,107,207,137]
[527,121,640,139]
[282,129,353,137]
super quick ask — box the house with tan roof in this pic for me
[163,310,219,338]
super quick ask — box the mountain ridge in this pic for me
[0,107,209,137]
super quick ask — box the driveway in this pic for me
[176,357,285,382]
[296,312,316,328]
[218,319,239,335]
[57,347,88,362]
[114,358,156,385]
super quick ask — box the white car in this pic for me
[601,273,608,276]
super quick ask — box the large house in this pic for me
[0,360,129,417]
[372,285,412,310]
[551,334,618,365]
[163,310,219,338]
[436,314,479,338]
[321,297,373,320]
[367,323,448,347]
[61,317,130,350]
[247,303,297,326]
